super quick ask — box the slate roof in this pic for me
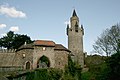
[17,43,34,51]
[72,9,77,17]
[55,44,70,52]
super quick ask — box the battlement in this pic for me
[0,49,16,53]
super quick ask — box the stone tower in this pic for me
[66,9,84,67]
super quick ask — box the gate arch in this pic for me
[37,55,50,68]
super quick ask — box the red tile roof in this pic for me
[34,40,55,46]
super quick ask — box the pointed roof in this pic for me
[72,9,77,17]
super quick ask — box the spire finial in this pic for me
[72,9,77,17]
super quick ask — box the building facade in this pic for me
[0,40,70,71]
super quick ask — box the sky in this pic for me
[0,0,120,54]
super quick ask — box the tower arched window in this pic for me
[75,22,78,32]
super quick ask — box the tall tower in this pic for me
[66,9,84,67]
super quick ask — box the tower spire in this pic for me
[72,9,77,17]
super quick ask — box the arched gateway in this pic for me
[37,55,50,68]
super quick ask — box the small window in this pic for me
[75,26,78,32]
[26,62,30,70]
[59,62,60,65]
[43,47,46,51]
[22,53,25,58]
[75,22,78,32]
[75,29,78,32]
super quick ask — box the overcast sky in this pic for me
[0,0,120,54]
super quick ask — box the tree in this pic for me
[0,31,32,49]
[0,31,15,49]
[93,24,120,56]
[105,52,120,80]
[12,34,32,49]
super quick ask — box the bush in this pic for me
[48,68,63,80]
[63,55,82,80]
[26,68,62,80]
[105,52,120,80]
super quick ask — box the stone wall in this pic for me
[12,49,34,70]
[0,50,23,72]
[0,53,15,67]
[33,46,55,69]
[54,50,68,69]
[0,66,23,72]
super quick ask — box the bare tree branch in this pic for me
[93,24,120,56]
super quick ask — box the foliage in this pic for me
[105,52,120,80]
[84,51,120,80]
[12,34,32,49]
[35,69,49,80]
[74,64,82,80]
[63,55,82,80]
[67,55,76,76]
[90,24,120,80]
[84,55,107,80]
[48,68,63,80]
[0,31,14,49]
[25,68,62,80]
[93,24,120,56]
[0,31,32,49]
[81,72,95,80]
[26,71,34,80]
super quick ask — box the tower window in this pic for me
[75,22,78,32]
[75,26,78,32]
[75,29,78,32]
[59,62,60,65]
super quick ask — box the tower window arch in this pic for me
[75,22,78,32]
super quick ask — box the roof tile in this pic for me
[34,40,55,46]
